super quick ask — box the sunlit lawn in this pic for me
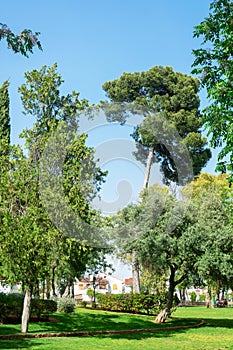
[0,306,233,349]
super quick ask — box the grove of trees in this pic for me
[0,0,233,331]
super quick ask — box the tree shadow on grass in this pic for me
[199,317,233,328]
[0,339,44,349]
[28,310,199,334]
[1,309,233,346]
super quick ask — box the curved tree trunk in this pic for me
[21,288,32,333]
[155,266,176,323]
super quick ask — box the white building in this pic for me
[74,273,125,302]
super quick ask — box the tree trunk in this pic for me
[143,146,154,189]
[71,282,74,299]
[51,264,57,297]
[221,288,225,300]
[179,288,185,306]
[131,147,155,293]
[132,249,140,293]
[46,278,51,299]
[206,282,213,308]
[155,266,176,323]
[34,281,40,298]
[21,288,32,333]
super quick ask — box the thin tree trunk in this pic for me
[132,249,140,293]
[143,146,155,189]
[71,282,74,299]
[132,146,155,293]
[46,278,51,299]
[21,288,32,333]
[51,264,57,297]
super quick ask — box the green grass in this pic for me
[0,306,233,349]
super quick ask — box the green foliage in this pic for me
[199,294,206,302]
[31,299,57,319]
[96,293,176,315]
[0,293,57,323]
[86,289,95,297]
[190,291,197,303]
[103,65,211,184]
[57,298,76,313]
[192,0,233,181]
[0,23,42,57]
[0,64,107,332]
[183,173,233,294]
[0,292,23,322]
[0,80,10,157]
[114,177,233,317]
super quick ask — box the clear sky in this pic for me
[1,0,218,213]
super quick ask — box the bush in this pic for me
[57,298,75,313]
[0,292,24,322]
[96,293,169,315]
[199,294,206,302]
[0,293,57,323]
[31,299,57,320]
[80,301,87,308]
[190,291,197,303]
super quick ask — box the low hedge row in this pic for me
[96,293,170,315]
[0,293,57,323]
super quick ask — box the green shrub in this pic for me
[190,291,197,303]
[0,293,57,322]
[80,301,87,308]
[96,293,169,315]
[0,292,23,322]
[57,298,75,313]
[31,299,57,319]
[199,294,206,302]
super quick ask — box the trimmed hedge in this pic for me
[31,299,57,319]
[96,293,169,315]
[0,293,57,323]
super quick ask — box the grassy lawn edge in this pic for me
[0,318,205,340]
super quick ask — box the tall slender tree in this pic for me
[102,66,211,292]
[0,80,10,157]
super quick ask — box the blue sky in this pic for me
[1,0,218,212]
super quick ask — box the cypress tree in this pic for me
[0,80,10,157]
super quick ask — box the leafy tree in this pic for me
[0,64,107,332]
[103,66,211,292]
[0,23,42,56]
[114,174,233,322]
[192,0,233,181]
[183,173,233,303]
[183,172,231,199]
[19,64,107,248]
[0,146,55,332]
[0,80,10,206]
[103,66,211,186]
[114,185,197,321]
